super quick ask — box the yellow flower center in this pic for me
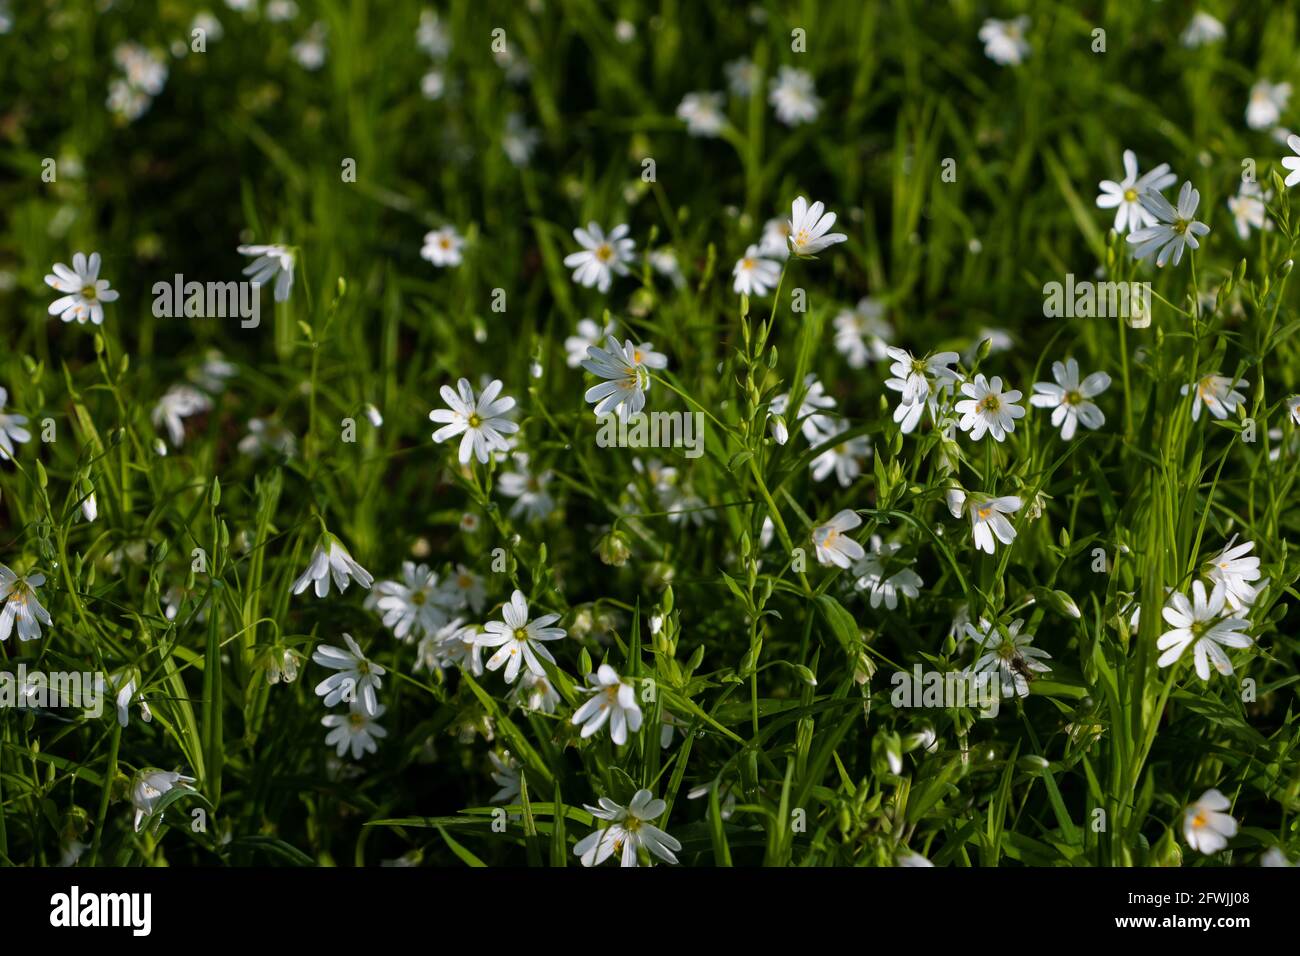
[596,244,613,263]
[1123,188,1137,203]
[977,394,1001,413]
[81,285,98,300]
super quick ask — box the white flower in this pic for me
[788,196,847,256]
[420,70,445,99]
[1128,181,1211,267]
[0,566,52,642]
[444,564,487,614]
[291,535,374,598]
[676,91,726,137]
[564,318,614,368]
[313,633,386,715]
[472,589,566,684]
[1096,150,1177,234]
[571,664,643,745]
[732,245,781,296]
[832,298,892,368]
[370,561,448,641]
[427,619,483,676]
[771,374,837,442]
[563,222,635,293]
[574,789,681,867]
[1261,847,1293,867]
[1157,581,1253,680]
[1180,12,1225,48]
[809,422,870,487]
[131,770,195,833]
[884,347,961,434]
[1288,395,1300,425]
[489,752,520,803]
[420,226,464,267]
[81,490,97,523]
[0,386,31,460]
[498,455,556,522]
[511,671,560,713]
[322,701,387,760]
[1204,536,1263,612]
[151,384,212,448]
[955,374,1026,442]
[1247,80,1290,131]
[768,66,821,125]
[266,0,298,21]
[291,21,328,69]
[1029,359,1110,440]
[759,217,792,259]
[417,9,451,58]
[768,413,789,445]
[1282,134,1300,187]
[853,536,923,609]
[238,418,297,458]
[502,112,539,167]
[429,377,519,464]
[1181,373,1248,421]
[582,335,653,417]
[650,248,685,288]
[111,44,164,91]
[1227,180,1272,239]
[264,647,302,685]
[44,252,120,326]
[971,619,1051,698]
[811,509,865,568]
[947,489,1022,555]
[112,42,168,95]
[1183,789,1237,854]
[725,57,758,97]
[238,243,295,301]
[978,16,1030,66]
[189,351,237,393]
[112,672,152,728]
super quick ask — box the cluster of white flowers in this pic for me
[416,8,450,100]
[1155,537,1264,681]
[107,42,168,122]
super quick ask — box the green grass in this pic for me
[0,0,1298,867]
